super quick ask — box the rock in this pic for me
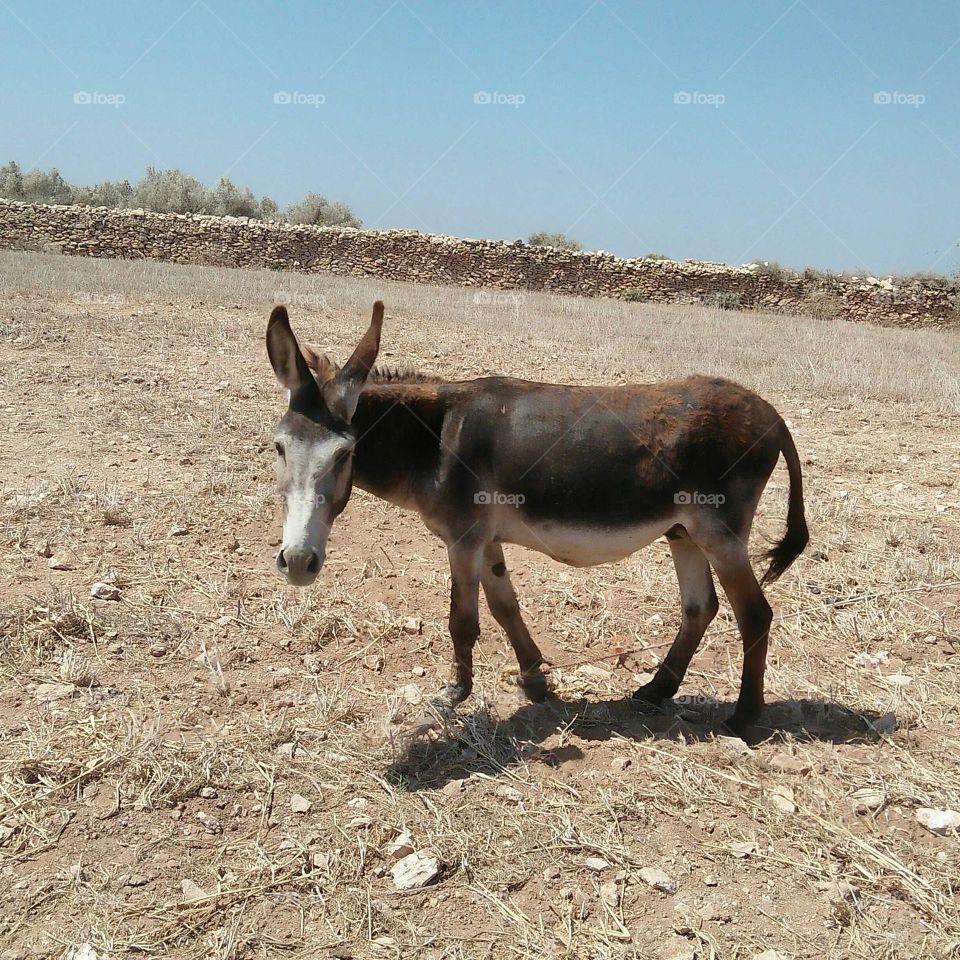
[169,526,189,537]
[196,812,221,834]
[386,831,416,860]
[916,807,960,836]
[65,947,99,960]
[769,784,796,814]
[818,879,856,904]
[496,785,522,803]
[729,840,756,858]
[611,757,631,771]
[411,665,427,677]
[126,874,151,887]
[391,851,440,890]
[769,752,812,775]
[851,787,885,813]
[48,554,75,570]
[639,866,678,894]
[398,683,422,705]
[180,879,208,902]
[753,952,788,960]
[90,581,121,601]
[402,616,422,634]
[148,643,167,657]
[583,856,610,873]
[442,778,465,796]
[199,786,218,799]
[543,864,561,880]
[703,874,718,886]
[36,682,75,703]
[599,880,620,906]
[290,794,312,814]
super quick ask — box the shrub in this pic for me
[750,260,791,281]
[623,288,648,302]
[801,289,845,321]
[709,291,743,310]
[643,252,671,261]
[286,192,362,228]
[528,231,581,252]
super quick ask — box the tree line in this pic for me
[0,161,362,228]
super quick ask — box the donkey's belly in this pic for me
[495,513,672,567]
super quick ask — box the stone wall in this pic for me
[0,198,956,326]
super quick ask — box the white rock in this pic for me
[639,866,678,894]
[398,683,422,705]
[402,616,422,634]
[600,880,620,906]
[769,785,796,814]
[48,554,75,570]
[290,794,312,814]
[729,840,756,858]
[36,682,75,703]
[180,878,208,902]
[496,785,522,803]
[753,951,788,960]
[583,856,610,873]
[916,807,960,836]
[851,787,885,813]
[391,851,440,890]
[90,581,121,601]
[65,946,99,960]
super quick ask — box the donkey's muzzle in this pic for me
[277,546,323,586]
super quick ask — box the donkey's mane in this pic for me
[369,365,445,384]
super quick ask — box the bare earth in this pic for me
[0,251,958,960]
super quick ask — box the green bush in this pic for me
[623,288,648,302]
[709,291,743,310]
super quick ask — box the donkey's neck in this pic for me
[350,383,446,509]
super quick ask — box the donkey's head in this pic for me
[266,301,383,586]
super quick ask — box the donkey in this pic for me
[266,301,808,737]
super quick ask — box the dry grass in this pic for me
[0,249,958,959]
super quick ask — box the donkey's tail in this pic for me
[760,420,809,585]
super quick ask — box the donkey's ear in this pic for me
[323,301,384,423]
[266,306,314,392]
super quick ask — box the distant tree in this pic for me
[21,167,73,204]
[257,195,281,220]
[73,179,134,208]
[131,167,208,214]
[286,192,362,228]
[0,161,24,199]
[208,176,260,218]
[528,231,581,252]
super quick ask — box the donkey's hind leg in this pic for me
[481,543,548,701]
[633,526,718,707]
[696,532,773,738]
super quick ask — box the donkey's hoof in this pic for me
[516,670,550,703]
[721,709,761,742]
[631,682,667,710]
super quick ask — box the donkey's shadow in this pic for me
[387,692,891,791]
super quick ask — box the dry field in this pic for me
[0,250,959,960]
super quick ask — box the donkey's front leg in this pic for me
[431,541,483,714]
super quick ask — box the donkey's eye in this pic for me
[274,441,285,459]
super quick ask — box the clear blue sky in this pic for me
[2,1,959,274]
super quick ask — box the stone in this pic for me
[90,581,121,601]
[402,616,422,634]
[916,807,960,836]
[290,794,312,814]
[386,831,416,860]
[583,856,610,873]
[851,787,885,813]
[599,880,620,906]
[543,865,561,880]
[48,554,75,570]
[180,878,208,902]
[729,841,756,858]
[753,952,788,960]
[769,785,796,814]
[36,682,75,703]
[769,752,812,775]
[639,866,678,894]
[391,851,440,890]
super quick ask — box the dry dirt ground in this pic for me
[0,251,959,960]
